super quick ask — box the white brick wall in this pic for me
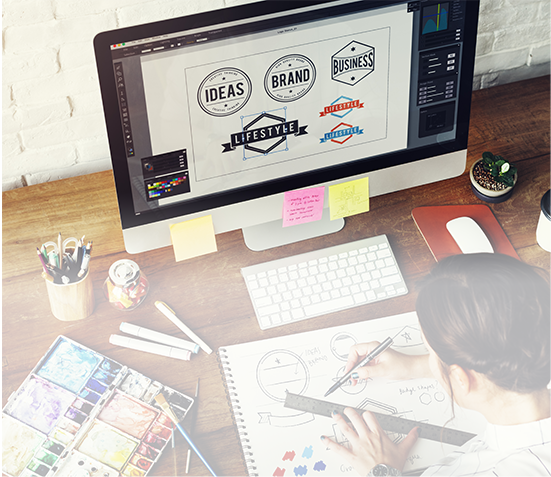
[2,0,550,191]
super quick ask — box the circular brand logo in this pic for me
[264,54,316,102]
[197,68,252,117]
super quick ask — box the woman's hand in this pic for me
[345,341,431,385]
[321,408,419,475]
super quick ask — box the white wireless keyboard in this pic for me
[241,234,408,330]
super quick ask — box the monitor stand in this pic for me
[242,207,345,251]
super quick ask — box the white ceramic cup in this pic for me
[536,189,550,252]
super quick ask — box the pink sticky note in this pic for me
[282,187,325,227]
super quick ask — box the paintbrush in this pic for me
[154,393,217,477]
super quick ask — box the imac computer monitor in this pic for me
[94,0,479,253]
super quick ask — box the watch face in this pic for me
[372,464,389,476]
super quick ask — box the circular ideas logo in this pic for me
[264,54,316,102]
[197,68,252,117]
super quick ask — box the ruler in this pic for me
[284,392,476,447]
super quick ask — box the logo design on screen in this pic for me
[264,54,316,102]
[197,68,252,117]
[320,122,364,145]
[332,41,374,86]
[222,109,308,158]
[319,96,364,118]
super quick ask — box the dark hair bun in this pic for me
[417,253,550,393]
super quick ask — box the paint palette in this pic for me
[2,336,194,477]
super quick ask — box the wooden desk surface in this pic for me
[3,76,550,477]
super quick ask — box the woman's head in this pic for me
[416,253,550,394]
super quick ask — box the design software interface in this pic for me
[108,0,467,217]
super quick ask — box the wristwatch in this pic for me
[367,464,402,476]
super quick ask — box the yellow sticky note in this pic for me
[329,177,369,220]
[170,215,217,262]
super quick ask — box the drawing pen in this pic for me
[77,242,91,278]
[119,322,200,354]
[154,393,217,477]
[155,301,213,354]
[324,337,394,397]
[58,232,63,272]
[37,248,51,274]
[109,334,192,361]
[186,378,200,474]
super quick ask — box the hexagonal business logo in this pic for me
[320,122,364,145]
[332,41,374,86]
[197,67,252,116]
[222,109,308,159]
[264,54,316,102]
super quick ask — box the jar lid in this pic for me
[109,259,140,286]
[541,190,551,221]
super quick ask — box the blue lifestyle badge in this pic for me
[320,122,364,145]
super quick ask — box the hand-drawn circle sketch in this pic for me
[256,350,309,402]
[330,333,357,361]
[434,391,446,402]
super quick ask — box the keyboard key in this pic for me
[304,296,354,316]
[377,249,391,259]
[252,288,267,299]
[380,274,402,286]
[255,296,273,307]
[382,266,398,276]
[353,292,367,304]
[291,308,305,320]
[258,304,280,316]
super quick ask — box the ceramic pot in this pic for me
[469,159,517,203]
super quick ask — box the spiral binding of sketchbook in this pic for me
[218,348,259,476]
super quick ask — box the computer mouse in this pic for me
[446,216,494,254]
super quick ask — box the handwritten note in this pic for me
[328,177,369,220]
[282,187,325,227]
[170,215,217,262]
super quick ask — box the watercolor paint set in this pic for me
[2,335,194,477]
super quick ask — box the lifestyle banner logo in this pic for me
[197,67,252,117]
[222,111,308,155]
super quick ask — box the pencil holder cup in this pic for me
[44,271,95,321]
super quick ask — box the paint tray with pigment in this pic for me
[2,335,194,477]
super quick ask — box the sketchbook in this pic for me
[219,312,487,476]
[2,336,194,477]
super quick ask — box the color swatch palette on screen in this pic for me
[2,336,194,477]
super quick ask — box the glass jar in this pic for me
[103,259,149,310]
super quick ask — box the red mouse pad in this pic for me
[412,205,519,261]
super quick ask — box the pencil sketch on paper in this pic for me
[256,350,310,402]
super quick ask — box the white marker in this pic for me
[120,322,200,354]
[154,301,213,354]
[109,334,191,361]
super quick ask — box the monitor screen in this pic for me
[94,0,479,253]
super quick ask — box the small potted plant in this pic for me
[469,151,517,203]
